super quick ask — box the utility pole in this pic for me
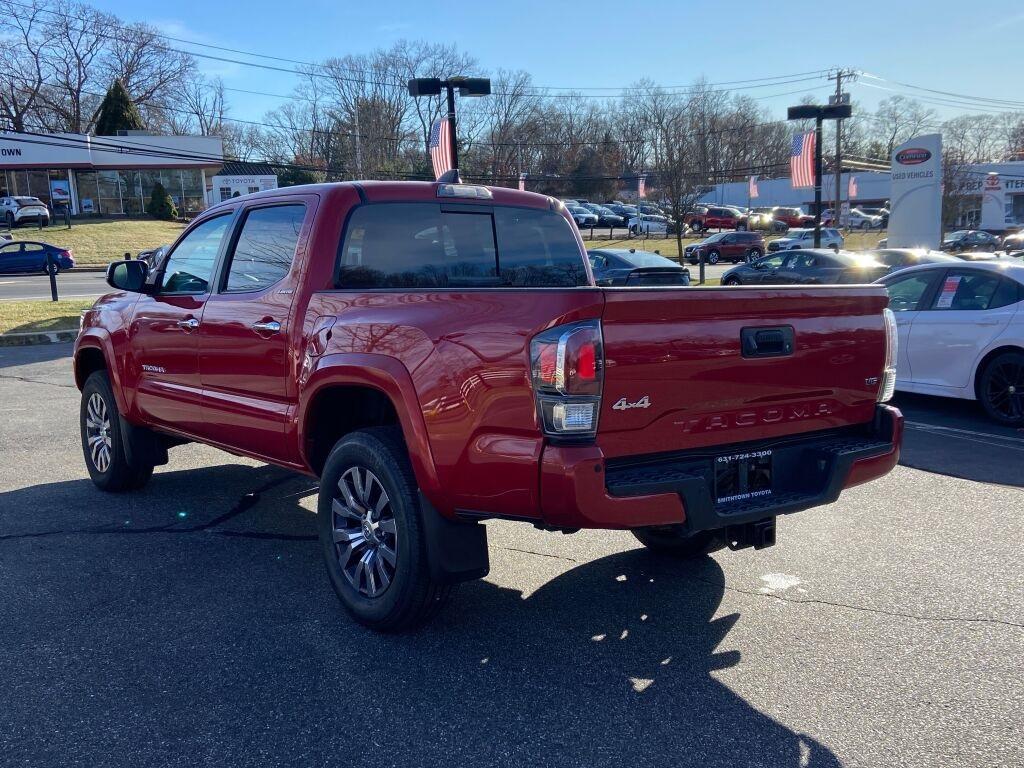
[828,69,856,226]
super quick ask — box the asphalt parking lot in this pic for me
[1,343,1021,768]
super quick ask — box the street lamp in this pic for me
[408,77,492,182]
[787,103,852,247]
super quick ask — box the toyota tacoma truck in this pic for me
[74,180,903,631]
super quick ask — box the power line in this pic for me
[5,1,833,99]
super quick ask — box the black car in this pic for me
[580,203,625,228]
[606,203,638,221]
[941,230,999,253]
[868,249,959,273]
[721,249,888,286]
[587,248,690,286]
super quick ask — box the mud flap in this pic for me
[418,492,489,584]
[118,415,169,468]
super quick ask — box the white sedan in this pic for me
[877,261,1024,424]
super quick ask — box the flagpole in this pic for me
[445,83,459,175]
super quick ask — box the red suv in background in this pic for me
[771,207,814,229]
[684,231,765,264]
[685,206,748,232]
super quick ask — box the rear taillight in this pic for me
[878,308,897,402]
[530,320,603,439]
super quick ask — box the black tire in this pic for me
[632,527,718,558]
[317,427,451,631]
[80,371,154,492]
[746,247,762,262]
[978,351,1024,425]
[723,276,742,286]
[707,249,720,265]
[5,212,13,228]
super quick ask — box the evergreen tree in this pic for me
[146,182,177,221]
[94,80,144,136]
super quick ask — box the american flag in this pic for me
[748,175,759,199]
[637,174,647,199]
[790,131,815,189]
[518,172,526,191]
[429,117,453,179]
[848,174,858,199]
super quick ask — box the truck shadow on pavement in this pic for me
[1,462,841,767]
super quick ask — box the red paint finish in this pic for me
[598,287,889,459]
[73,180,902,532]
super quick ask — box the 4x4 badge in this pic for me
[612,395,651,411]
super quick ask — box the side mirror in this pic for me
[106,259,150,293]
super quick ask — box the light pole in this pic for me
[408,77,491,182]
[787,103,852,248]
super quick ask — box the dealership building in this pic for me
[699,161,1024,229]
[0,131,224,216]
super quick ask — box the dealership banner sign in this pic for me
[980,172,1012,230]
[888,134,942,249]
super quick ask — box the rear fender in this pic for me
[298,352,444,507]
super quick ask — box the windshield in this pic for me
[947,230,969,240]
[704,232,728,243]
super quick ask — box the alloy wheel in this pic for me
[985,359,1024,421]
[331,466,398,598]
[85,393,113,473]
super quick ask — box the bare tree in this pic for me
[0,0,51,131]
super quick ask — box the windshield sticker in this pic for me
[935,275,962,309]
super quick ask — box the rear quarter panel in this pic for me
[305,289,604,517]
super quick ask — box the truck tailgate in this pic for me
[598,286,889,459]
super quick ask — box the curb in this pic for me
[0,330,77,347]
[71,266,107,273]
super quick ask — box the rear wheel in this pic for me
[4,212,13,228]
[80,371,154,491]
[317,428,451,631]
[632,527,718,558]
[978,351,1024,425]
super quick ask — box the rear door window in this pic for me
[337,203,587,289]
[929,271,1003,311]
[222,204,305,292]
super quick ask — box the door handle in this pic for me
[176,318,199,331]
[252,320,281,334]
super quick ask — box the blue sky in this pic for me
[92,0,1024,122]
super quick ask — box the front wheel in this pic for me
[723,276,742,286]
[746,248,762,262]
[978,351,1024,425]
[318,428,451,631]
[632,527,718,558]
[80,371,154,491]
[707,250,720,265]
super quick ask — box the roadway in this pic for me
[0,343,1020,768]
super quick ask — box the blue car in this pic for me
[0,240,75,274]
[587,248,690,286]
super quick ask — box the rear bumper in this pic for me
[539,404,902,531]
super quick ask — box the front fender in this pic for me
[297,352,444,508]
[74,329,130,416]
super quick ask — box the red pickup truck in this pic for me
[75,181,902,630]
